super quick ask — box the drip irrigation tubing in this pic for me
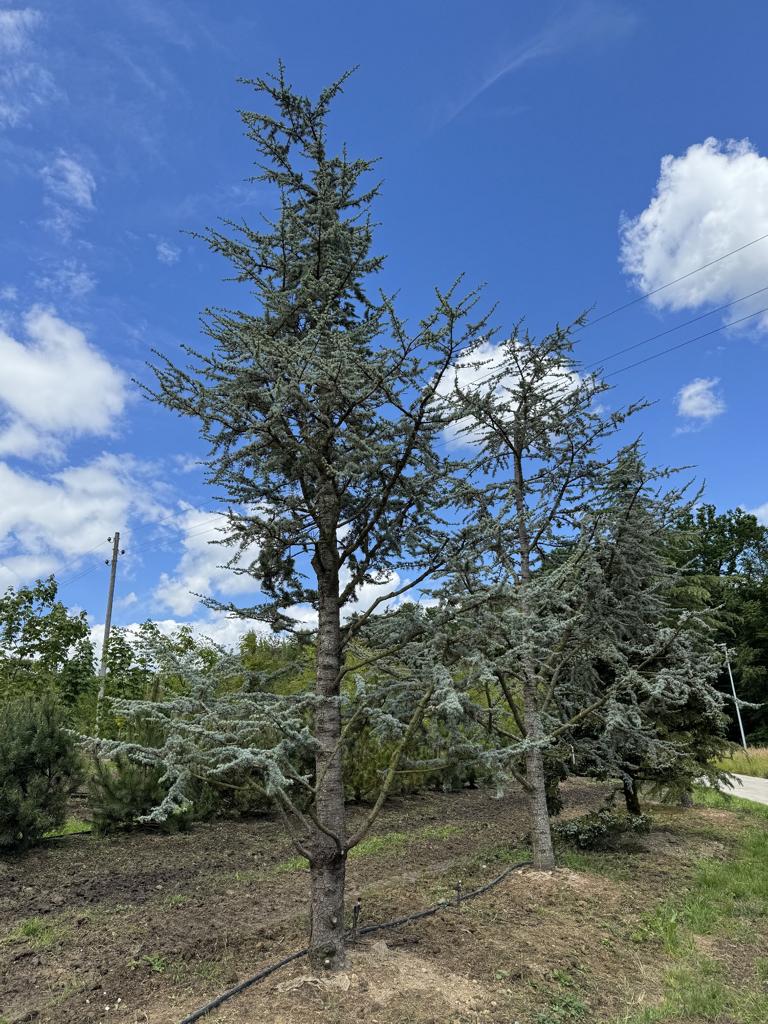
[178,857,532,1023]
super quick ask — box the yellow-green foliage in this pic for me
[716,746,768,779]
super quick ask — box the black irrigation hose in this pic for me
[178,948,310,1023]
[178,858,532,1023]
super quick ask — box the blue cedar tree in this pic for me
[111,67,487,968]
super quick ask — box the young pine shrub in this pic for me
[553,808,652,851]
[88,754,194,835]
[0,693,81,852]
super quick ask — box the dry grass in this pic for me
[716,745,768,778]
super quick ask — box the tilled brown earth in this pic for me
[1,783,601,1023]
[0,780,680,1024]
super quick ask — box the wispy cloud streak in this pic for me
[440,2,637,127]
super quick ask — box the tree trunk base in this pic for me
[525,746,556,870]
[623,777,642,816]
[308,856,347,971]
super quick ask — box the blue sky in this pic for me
[1,0,767,646]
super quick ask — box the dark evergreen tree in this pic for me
[0,694,81,852]
[560,448,729,811]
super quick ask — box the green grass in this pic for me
[43,817,92,838]
[162,892,191,907]
[694,783,768,819]
[715,745,768,779]
[535,970,589,1023]
[270,823,465,874]
[622,793,768,1022]
[5,916,69,950]
[143,952,168,973]
[558,847,635,882]
[465,842,531,870]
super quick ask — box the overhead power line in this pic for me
[54,539,111,581]
[441,265,768,404]
[575,230,768,332]
[585,283,768,369]
[57,564,103,590]
[605,305,768,378]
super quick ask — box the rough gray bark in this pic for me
[523,689,556,869]
[308,535,347,969]
[308,854,346,969]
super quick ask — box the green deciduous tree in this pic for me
[677,505,768,742]
[0,577,94,707]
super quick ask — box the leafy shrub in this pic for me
[553,808,652,851]
[343,717,491,802]
[0,693,81,852]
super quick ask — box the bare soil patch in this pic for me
[0,782,743,1024]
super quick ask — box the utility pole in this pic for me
[96,532,123,735]
[721,643,748,750]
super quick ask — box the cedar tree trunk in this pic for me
[308,539,347,969]
[623,775,642,816]
[523,685,556,869]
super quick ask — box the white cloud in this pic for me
[0,552,57,592]
[35,260,96,298]
[0,284,18,301]
[278,566,405,633]
[39,151,95,240]
[156,240,180,265]
[152,513,408,631]
[0,8,55,128]
[0,307,126,458]
[437,339,579,447]
[675,377,725,426]
[751,503,768,526]
[41,151,96,208]
[0,453,166,585]
[436,340,506,447]
[90,613,268,657]
[153,505,260,616]
[0,9,42,53]
[0,418,54,460]
[621,138,768,331]
[173,453,203,473]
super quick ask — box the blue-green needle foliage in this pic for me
[559,447,730,803]
[146,65,484,637]
[435,327,728,864]
[87,67,489,966]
